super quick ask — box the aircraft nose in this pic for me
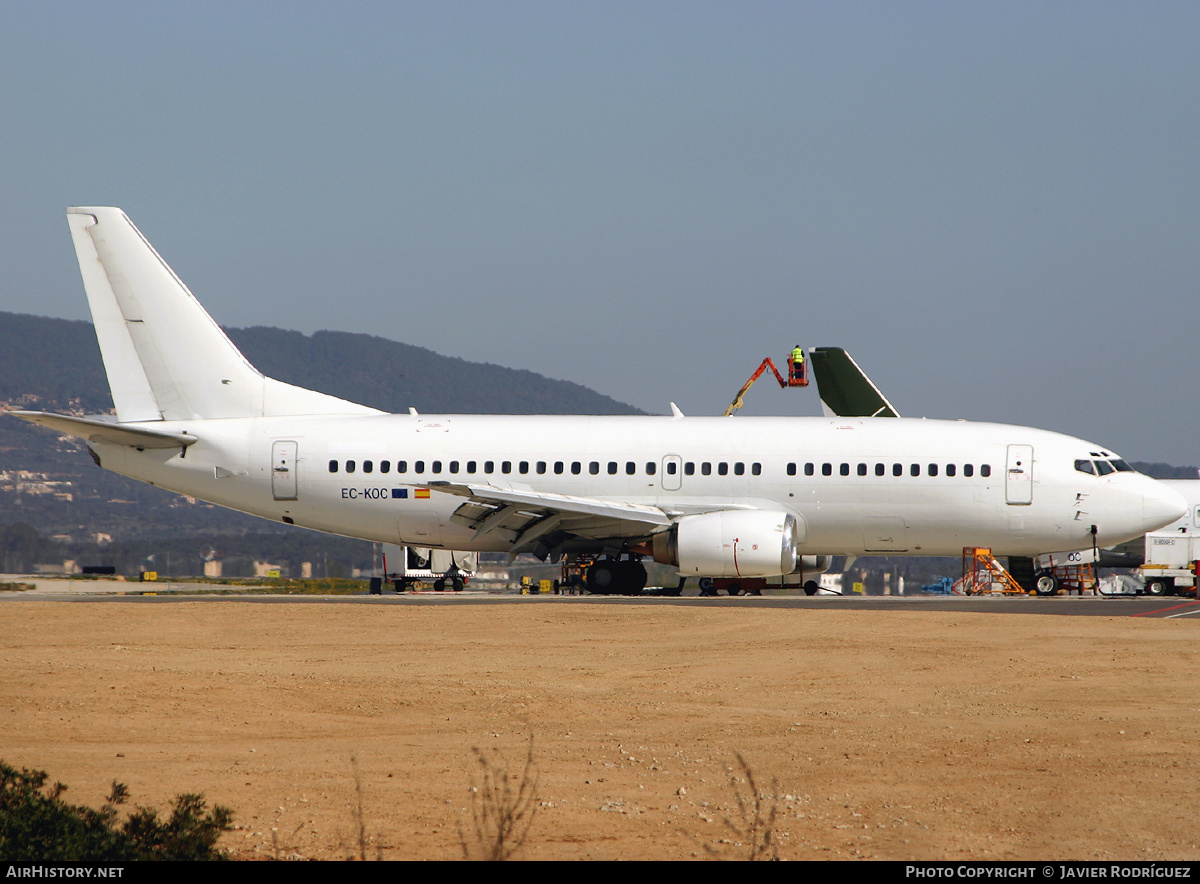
[1143,481,1188,533]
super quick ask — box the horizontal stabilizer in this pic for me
[10,411,196,450]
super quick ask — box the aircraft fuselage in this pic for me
[90,412,1179,560]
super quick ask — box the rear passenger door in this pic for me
[272,440,298,501]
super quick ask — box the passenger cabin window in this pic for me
[981,465,991,477]
[646,462,657,475]
[734,463,745,476]
[787,463,797,476]
[685,462,695,476]
[536,461,546,474]
[626,461,636,475]
[467,461,477,474]
[328,460,338,473]
[963,464,973,477]
[805,463,815,476]
[822,463,832,476]
[398,460,408,473]
[607,462,617,475]
[554,462,564,474]
[381,460,391,474]
[666,462,677,475]
[502,461,512,474]
[840,463,850,476]
[590,462,599,475]
[414,460,424,474]
[752,463,761,475]
[571,462,581,475]
[718,463,729,476]
[910,464,919,477]
[875,463,885,476]
[946,464,956,477]
[346,460,356,474]
[857,463,867,476]
[363,460,373,473]
[519,461,529,474]
[484,461,494,474]
[449,461,459,474]
[701,462,712,476]
[893,463,902,476]
[928,464,938,477]
[431,460,442,474]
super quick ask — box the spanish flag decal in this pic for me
[415,488,431,499]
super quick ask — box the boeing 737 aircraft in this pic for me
[12,207,1188,594]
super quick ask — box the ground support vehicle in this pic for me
[383,544,476,592]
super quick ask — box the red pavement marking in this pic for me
[1130,600,1200,618]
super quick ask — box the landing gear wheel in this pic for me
[451,576,464,592]
[1144,577,1172,596]
[586,561,618,594]
[803,580,820,596]
[434,578,446,592]
[1034,571,1060,597]
[620,560,648,595]
[726,582,742,596]
[698,577,717,597]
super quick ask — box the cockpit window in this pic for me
[1094,460,1115,476]
[1074,459,1095,475]
[1110,459,1134,472]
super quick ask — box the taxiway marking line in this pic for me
[1130,600,1200,618]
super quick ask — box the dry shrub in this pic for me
[459,738,538,861]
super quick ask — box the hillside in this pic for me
[0,311,644,417]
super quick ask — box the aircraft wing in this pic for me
[10,411,197,450]
[428,481,676,557]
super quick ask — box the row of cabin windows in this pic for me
[328,459,763,476]
[786,462,992,478]
[327,458,989,479]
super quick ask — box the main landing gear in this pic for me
[582,556,648,596]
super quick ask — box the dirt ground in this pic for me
[2,598,1198,861]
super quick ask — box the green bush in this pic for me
[0,761,232,860]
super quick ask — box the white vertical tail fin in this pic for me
[67,207,379,421]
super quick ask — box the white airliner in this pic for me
[12,207,1188,594]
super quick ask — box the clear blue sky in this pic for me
[3,2,1197,464]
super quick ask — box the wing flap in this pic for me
[428,481,673,553]
[429,481,672,528]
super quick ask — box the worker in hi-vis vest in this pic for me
[790,345,805,382]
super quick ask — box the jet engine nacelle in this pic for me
[653,510,798,577]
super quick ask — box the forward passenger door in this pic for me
[1005,444,1033,505]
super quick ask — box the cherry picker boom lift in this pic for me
[722,351,808,417]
